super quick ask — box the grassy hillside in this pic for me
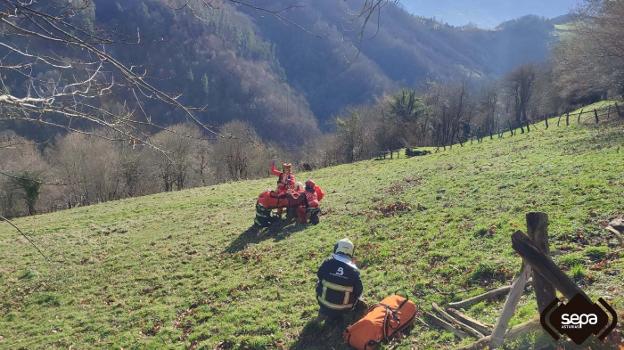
[1,115,623,349]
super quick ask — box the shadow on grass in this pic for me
[290,303,369,350]
[560,127,624,154]
[224,221,308,253]
[289,318,349,350]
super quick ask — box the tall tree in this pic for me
[506,64,537,132]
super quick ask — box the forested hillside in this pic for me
[4,0,561,141]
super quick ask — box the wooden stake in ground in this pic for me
[565,112,570,126]
[512,231,587,300]
[526,212,556,313]
[490,264,532,348]
[577,109,584,124]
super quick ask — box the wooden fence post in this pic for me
[526,213,556,313]
[557,113,563,127]
[615,102,622,118]
[594,109,599,124]
[544,115,549,129]
[577,109,584,124]
[565,112,570,126]
[512,231,588,300]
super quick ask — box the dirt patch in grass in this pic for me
[375,201,412,217]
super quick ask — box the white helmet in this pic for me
[295,182,304,191]
[334,238,354,257]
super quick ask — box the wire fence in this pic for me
[375,101,623,160]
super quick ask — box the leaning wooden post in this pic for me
[557,113,563,126]
[594,109,599,124]
[512,231,588,300]
[544,115,549,129]
[526,212,556,313]
[490,264,532,349]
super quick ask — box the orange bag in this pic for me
[343,295,417,350]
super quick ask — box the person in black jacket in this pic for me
[316,238,364,320]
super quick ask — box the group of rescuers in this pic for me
[270,161,324,220]
[271,162,363,320]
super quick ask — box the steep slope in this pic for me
[93,0,320,144]
[1,110,623,349]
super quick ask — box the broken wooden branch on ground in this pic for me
[447,280,533,310]
[458,319,542,350]
[605,226,624,246]
[424,311,469,339]
[445,308,493,336]
[431,303,485,339]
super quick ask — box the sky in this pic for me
[400,0,581,28]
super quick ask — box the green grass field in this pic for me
[1,112,623,349]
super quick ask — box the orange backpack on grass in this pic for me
[343,295,418,350]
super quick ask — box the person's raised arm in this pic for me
[270,161,281,176]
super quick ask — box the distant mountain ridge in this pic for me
[242,1,562,120]
[399,0,577,28]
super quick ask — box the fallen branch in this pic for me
[432,303,485,338]
[446,308,493,336]
[605,226,624,246]
[424,311,469,339]
[0,215,48,261]
[448,280,532,309]
[457,318,542,350]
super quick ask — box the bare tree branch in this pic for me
[0,214,49,261]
